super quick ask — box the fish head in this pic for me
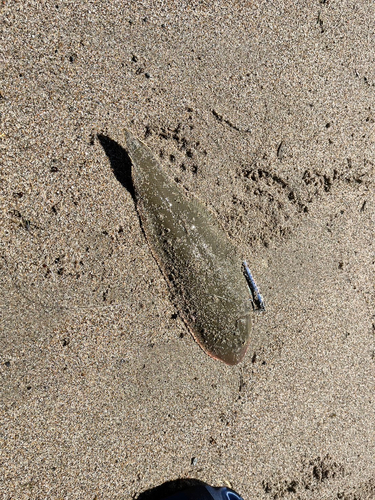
[192,297,253,366]
[220,305,253,365]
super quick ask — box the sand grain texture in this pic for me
[0,1,374,499]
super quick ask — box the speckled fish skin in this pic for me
[124,129,252,365]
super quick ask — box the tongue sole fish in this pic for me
[124,129,252,365]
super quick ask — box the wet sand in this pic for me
[1,1,374,499]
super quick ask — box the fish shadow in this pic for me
[97,134,135,200]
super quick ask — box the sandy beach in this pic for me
[1,1,374,498]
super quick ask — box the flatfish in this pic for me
[124,129,253,365]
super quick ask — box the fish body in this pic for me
[124,129,252,365]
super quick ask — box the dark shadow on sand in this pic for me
[97,134,135,200]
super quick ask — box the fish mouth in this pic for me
[196,336,249,366]
[185,316,252,366]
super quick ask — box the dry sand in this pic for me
[1,1,374,499]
